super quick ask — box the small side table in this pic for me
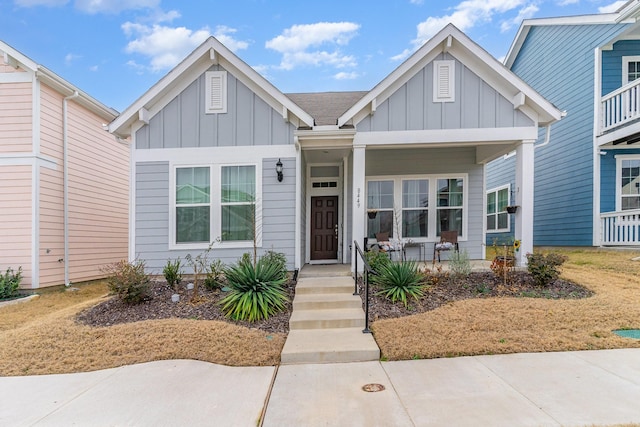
[403,242,425,262]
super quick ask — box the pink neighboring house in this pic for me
[0,41,129,289]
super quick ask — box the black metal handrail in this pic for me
[353,240,373,334]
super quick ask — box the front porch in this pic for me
[600,209,640,245]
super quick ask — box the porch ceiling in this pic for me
[303,148,351,163]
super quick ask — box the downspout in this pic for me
[535,112,566,150]
[63,91,79,287]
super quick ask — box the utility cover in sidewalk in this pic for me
[613,329,640,339]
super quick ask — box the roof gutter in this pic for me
[63,91,79,287]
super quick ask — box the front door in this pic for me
[310,196,338,261]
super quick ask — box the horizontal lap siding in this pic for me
[509,23,628,246]
[135,158,297,273]
[0,165,33,285]
[63,100,129,285]
[0,82,32,153]
[602,39,640,95]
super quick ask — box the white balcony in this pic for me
[600,80,640,135]
[600,209,640,245]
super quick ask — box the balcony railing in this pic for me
[600,209,640,245]
[600,80,640,134]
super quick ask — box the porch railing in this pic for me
[601,209,640,245]
[600,80,640,134]
[353,240,373,334]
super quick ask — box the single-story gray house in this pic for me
[109,24,562,272]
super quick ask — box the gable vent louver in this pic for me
[433,60,455,103]
[205,71,227,114]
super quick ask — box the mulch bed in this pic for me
[77,271,592,334]
[76,279,296,334]
[360,271,593,320]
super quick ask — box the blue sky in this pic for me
[0,0,627,112]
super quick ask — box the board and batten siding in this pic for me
[506,23,629,246]
[485,154,516,245]
[365,147,484,260]
[0,80,32,153]
[135,66,296,150]
[0,165,33,285]
[135,157,297,273]
[357,53,533,132]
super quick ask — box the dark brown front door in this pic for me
[311,196,338,261]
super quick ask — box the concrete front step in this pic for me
[294,277,356,295]
[289,308,365,330]
[280,328,380,364]
[292,293,362,310]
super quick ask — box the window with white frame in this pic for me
[486,185,510,232]
[175,167,211,243]
[366,175,466,240]
[623,56,640,85]
[620,157,640,210]
[437,178,463,237]
[367,180,394,239]
[402,179,429,238]
[221,165,256,241]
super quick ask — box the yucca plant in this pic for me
[220,254,289,321]
[373,260,424,307]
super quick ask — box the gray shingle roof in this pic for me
[285,91,368,126]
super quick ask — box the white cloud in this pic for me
[392,0,531,61]
[14,0,68,6]
[64,53,81,65]
[213,26,250,52]
[557,0,579,5]
[599,0,627,13]
[75,0,159,14]
[122,22,211,72]
[334,71,359,80]
[410,0,424,4]
[500,3,539,32]
[266,22,360,70]
[89,65,99,71]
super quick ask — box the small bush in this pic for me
[204,259,225,290]
[220,255,289,321]
[490,256,515,283]
[372,260,424,307]
[103,260,150,304]
[0,267,22,299]
[163,258,183,290]
[364,250,392,275]
[527,252,568,287]
[449,249,472,277]
[261,250,288,277]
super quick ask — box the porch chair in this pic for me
[433,230,459,262]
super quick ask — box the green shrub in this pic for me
[163,258,183,290]
[0,267,22,299]
[220,255,289,321]
[261,250,288,277]
[449,249,472,277]
[373,260,424,307]
[364,250,391,275]
[526,252,568,287]
[103,260,150,304]
[204,259,225,290]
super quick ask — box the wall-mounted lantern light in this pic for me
[276,158,284,182]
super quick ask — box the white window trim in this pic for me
[205,70,227,114]
[169,162,262,250]
[365,173,468,242]
[401,178,430,240]
[433,60,455,103]
[615,154,640,211]
[486,184,511,233]
[622,56,640,85]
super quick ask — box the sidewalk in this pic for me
[2,349,640,426]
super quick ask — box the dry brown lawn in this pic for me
[372,248,640,360]
[0,282,285,376]
[1,248,640,376]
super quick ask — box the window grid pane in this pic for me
[222,165,255,203]
[367,180,394,209]
[176,206,210,243]
[176,167,210,205]
[368,211,394,239]
[221,165,256,241]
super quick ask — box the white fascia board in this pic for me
[132,144,298,163]
[110,37,314,138]
[353,127,539,147]
[505,14,623,68]
[0,41,38,71]
[616,0,640,22]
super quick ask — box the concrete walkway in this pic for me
[3,349,640,426]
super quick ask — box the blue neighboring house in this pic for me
[487,1,640,249]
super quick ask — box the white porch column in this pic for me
[352,145,366,272]
[515,140,535,266]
